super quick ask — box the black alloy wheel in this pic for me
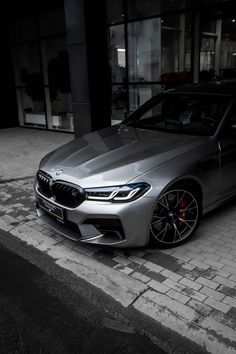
[150,186,200,247]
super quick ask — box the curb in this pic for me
[0,175,34,184]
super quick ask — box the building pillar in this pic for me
[215,19,222,77]
[64,0,110,137]
[192,12,201,83]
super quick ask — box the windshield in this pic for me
[126,93,231,136]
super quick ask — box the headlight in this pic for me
[85,183,150,202]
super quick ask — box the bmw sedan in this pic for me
[34,82,236,248]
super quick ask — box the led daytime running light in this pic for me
[85,183,150,202]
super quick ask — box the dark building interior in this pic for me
[2,0,236,135]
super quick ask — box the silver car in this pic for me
[34,82,236,248]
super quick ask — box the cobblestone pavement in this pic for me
[0,178,236,353]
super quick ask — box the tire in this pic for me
[150,184,201,248]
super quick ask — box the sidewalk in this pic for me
[0,128,73,182]
[0,128,236,353]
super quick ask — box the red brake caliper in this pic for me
[177,199,187,226]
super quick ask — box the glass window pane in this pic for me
[128,19,161,82]
[111,85,127,123]
[202,20,216,33]
[129,85,162,112]
[185,13,192,34]
[200,36,215,77]
[161,14,180,28]
[106,0,124,25]
[39,9,66,37]
[184,33,191,72]
[44,37,74,131]
[109,25,126,83]
[20,87,46,127]
[161,29,179,74]
[220,19,236,78]
[127,0,181,20]
[10,18,38,43]
[50,93,74,131]
[13,43,42,86]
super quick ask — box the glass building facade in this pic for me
[107,0,236,124]
[10,9,74,132]
[8,0,236,134]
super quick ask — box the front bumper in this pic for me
[35,186,156,248]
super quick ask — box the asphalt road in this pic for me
[0,243,166,354]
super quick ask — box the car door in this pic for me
[218,102,236,200]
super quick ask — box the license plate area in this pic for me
[38,196,64,220]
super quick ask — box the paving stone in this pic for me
[223,266,236,275]
[144,271,166,283]
[227,307,236,320]
[200,286,225,301]
[144,251,181,272]
[162,278,186,292]
[114,265,133,275]
[171,252,191,263]
[177,268,198,281]
[180,277,203,291]
[166,289,190,304]
[42,228,56,237]
[33,223,45,232]
[201,252,221,262]
[229,274,236,282]
[217,269,232,279]
[181,263,195,271]
[196,276,219,290]
[128,263,148,272]
[218,286,236,298]
[112,256,131,266]
[220,258,236,270]
[193,267,216,280]
[184,251,205,261]
[189,259,210,270]
[145,261,163,273]
[161,269,182,282]
[204,297,231,313]
[131,272,151,284]
[203,258,225,269]
[128,255,146,265]
[223,296,236,308]
[83,249,95,257]
[147,280,170,293]
[72,243,93,254]
[131,250,146,258]
[182,288,207,302]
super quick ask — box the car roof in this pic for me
[167,81,236,96]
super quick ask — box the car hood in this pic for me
[40,125,207,187]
